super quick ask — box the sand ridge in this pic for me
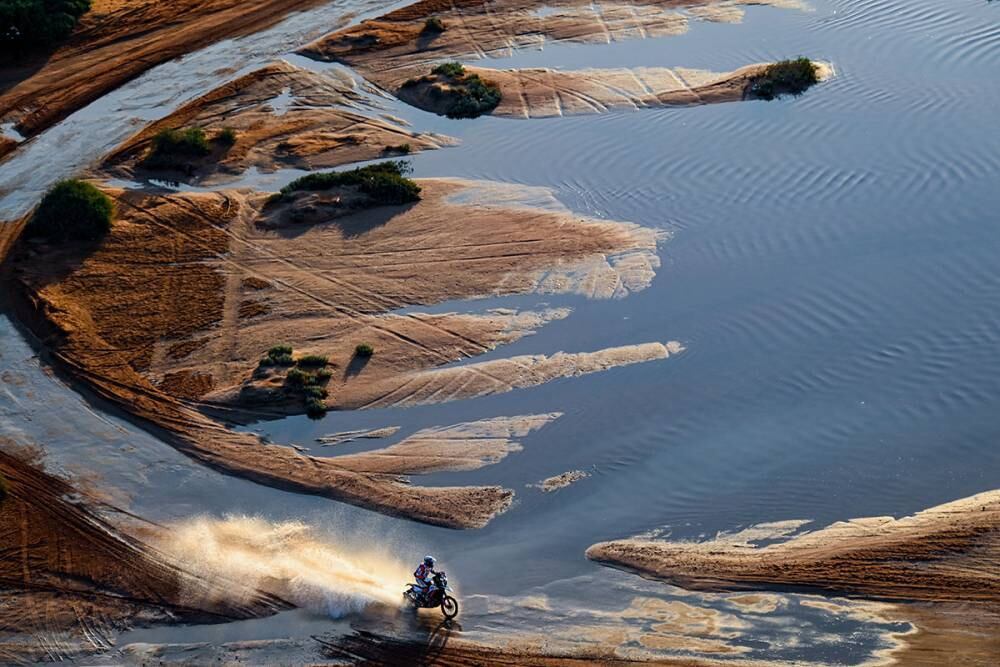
[587,490,1000,603]
[101,61,456,185]
[8,177,673,528]
[301,0,813,118]
[0,0,338,157]
[0,450,287,662]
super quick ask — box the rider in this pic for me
[413,555,436,601]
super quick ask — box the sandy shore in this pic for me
[0,0,333,158]
[587,491,1000,664]
[301,0,814,118]
[102,61,456,185]
[0,449,285,662]
[6,176,672,528]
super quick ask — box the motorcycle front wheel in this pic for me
[441,595,459,619]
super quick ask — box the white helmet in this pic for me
[424,555,436,567]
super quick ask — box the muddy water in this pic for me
[2,0,999,663]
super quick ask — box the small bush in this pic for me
[27,179,113,242]
[0,0,91,59]
[314,367,333,381]
[355,343,374,357]
[268,344,293,357]
[423,16,445,33]
[260,344,295,367]
[385,143,411,155]
[278,161,421,206]
[151,127,210,156]
[432,62,465,79]
[304,386,328,400]
[297,354,329,367]
[444,74,501,118]
[217,127,238,146]
[748,58,819,100]
[286,367,308,387]
[0,472,8,505]
[305,397,327,419]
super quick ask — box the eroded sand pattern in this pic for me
[587,491,1000,663]
[0,450,285,662]
[102,61,456,184]
[302,0,821,118]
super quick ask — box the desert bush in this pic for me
[260,344,295,366]
[142,127,210,169]
[304,386,328,400]
[278,161,421,205]
[297,354,329,367]
[314,367,333,381]
[305,397,327,419]
[432,62,465,79]
[444,74,501,118]
[27,179,113,242]
[217,127,238,146]
[355,343,374,357]
[748,58,819,100]
[285,367,308,387]
[385,143,411,155]
[0,0,90,60]
[423,16,445,33]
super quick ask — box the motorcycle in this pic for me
[403,571,459,620]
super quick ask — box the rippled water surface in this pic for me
[3,0,999,662]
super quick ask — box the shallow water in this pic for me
[2,0,999,662]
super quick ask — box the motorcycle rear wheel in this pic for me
[441,595,459,619]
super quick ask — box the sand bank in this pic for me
[587,490,1000,603]
[587,492,1000,663]
[302,0,813,118]
[102,61,455,185]
[13,179,661,413]
[0,0,334,156]
[530,468,590,491]
[7,178,671,527]
[0,450,285,663]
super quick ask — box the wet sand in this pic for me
[7,177,669,529]
[0,0,336,155]
[0,450,285,662]
[102,61,456,185]
[588,491,1000,664]
[301,0,820,118]
[587,490,1000,603]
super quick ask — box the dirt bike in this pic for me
[403,571,459,620]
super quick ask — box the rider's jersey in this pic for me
[414,563,433,584]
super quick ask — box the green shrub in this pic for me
[297,354,329,367]
[268,344,293,357]
[443,74,501,118]
[0,0,91,60]
[355,343,374,357]
[142,127,210,169]
[432,62,465,79]
[278,161,421,206]
[748,58,819,100]
[423,16,445,33]
[217,127,238,146]
[304,386,328,400]
[27,179,113,242]
[385,143,412,155]
[260,344,295,367]
[286,367,308,387]
[305,397,327,419]
[314,367,333,381]
[0,472,8,505]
